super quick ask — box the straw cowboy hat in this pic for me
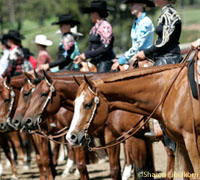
[4,30,25,41]
[56,25,83,36]
[82,0,114,18]
[124,0,155,7]
[51,14,80,27]
[34,35,53,46]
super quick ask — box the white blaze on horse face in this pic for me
[66,92,85,140]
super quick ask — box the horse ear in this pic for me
[34,70,39,79]
[84,75,95,90]
[73,76,82,86]
[43,70,52,84]
[23,71,34,82]
[4,75,11,88]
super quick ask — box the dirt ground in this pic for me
[0,141,188,180]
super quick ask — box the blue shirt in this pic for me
[118,12,154,65]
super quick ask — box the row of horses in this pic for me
[0,49,198,180]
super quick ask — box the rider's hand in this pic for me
[39,64,49,71]
[191,40,199,49]
[135,51,146,60]
[111,59,120,70]
[74,55,81,64]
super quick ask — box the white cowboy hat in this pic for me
[56,26,83,36]
[34,34,53,46]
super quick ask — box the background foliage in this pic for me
[0,0,200,59]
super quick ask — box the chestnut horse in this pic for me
[19,71,181,179]
[11,72,98,180]
[66,63,200,179]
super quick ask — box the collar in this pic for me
[162,4,172,12]
[10,45,17,51]
[135,12,146,25]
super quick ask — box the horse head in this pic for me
[12,72,38,130]
[21,71,61,130]
[66,76,109,146]
[0,76,17,132]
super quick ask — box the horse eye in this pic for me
[4,98,10,103]
[41,92,48,97]
[23,91,31,97]
[84,102,93,110]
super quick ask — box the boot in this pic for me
[144,119,163,142]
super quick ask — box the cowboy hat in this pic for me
[82,0,114,18]
[34,35,53,46]
[4,30,25,41]
[52,14,80,27]
[124,0,155,7]
[56,25,83,37]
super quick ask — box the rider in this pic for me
[111,0,155,71]
[135,0,182,152]
[74,0,115,72]
[34,34,53,72]
[2,30,25,77]
[0,35,9,78]
[39,14,80,71]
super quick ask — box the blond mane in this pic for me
[102,63,184,83]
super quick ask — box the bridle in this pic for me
[26,79,69,144]
[83,85,99,139]
[4,80,17,130]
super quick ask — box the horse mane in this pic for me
[103,63,183,83]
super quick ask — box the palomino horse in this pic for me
[19,72,164,179]
[66,63,200,179]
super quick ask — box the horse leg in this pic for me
[32,135,46,180]
[62,143,76,177]
[8,131,25,165]
[122,142,132,180]
[183,133,200,179]
[163,141,175,180]
[126,136,154,180]
[104,127,121,180]
[20,132,32,169]
[0,134,17,179]
[74,147,90,180]
[52,141,60,166]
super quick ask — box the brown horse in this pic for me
[66,63,200,179]
[0,75,57,180]
[19,72,177,180]
[11,72,97,180]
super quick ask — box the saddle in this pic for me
[188,51,200,99]
[118,58,154,71]
[79,61,97,72]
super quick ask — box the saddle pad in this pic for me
[188,60,200,99]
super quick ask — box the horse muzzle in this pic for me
[66,131,86,146]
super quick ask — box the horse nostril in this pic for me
[13,119,20,127]
[0,123,4,129]
[26,118,32,127]
[70,133,78,143]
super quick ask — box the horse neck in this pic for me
[54,80,78,110]
[97,67,183,118]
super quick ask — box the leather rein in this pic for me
[85,48,198,151]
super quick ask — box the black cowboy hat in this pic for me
[51,14,80,27]
[4,30,25,41]
[82,0,114,18]
[124,0,155,7]
[22,48,34,58]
